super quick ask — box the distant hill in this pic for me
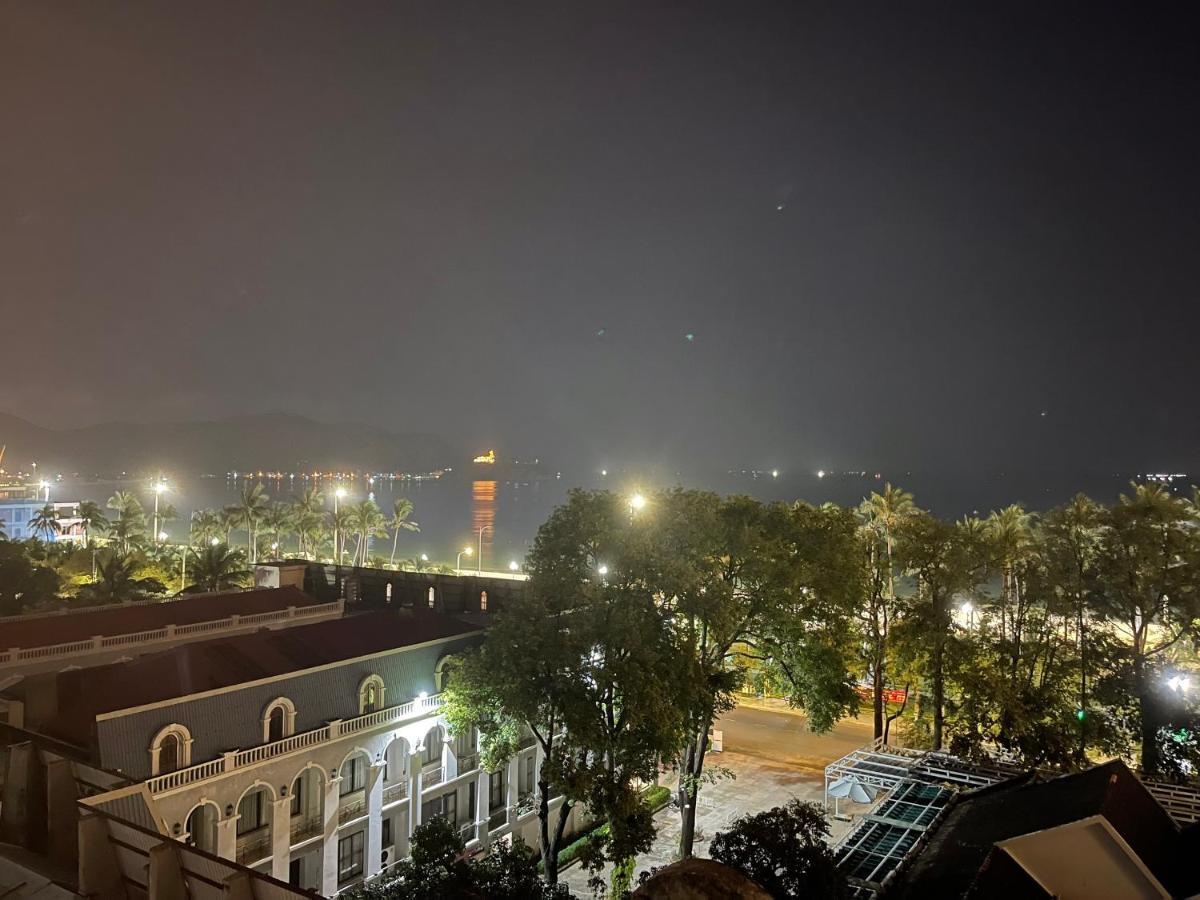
[0,412,455,475]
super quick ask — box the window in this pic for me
[358,675,386,714]
[381,817,392,849]
[421,791,456,825]
[434,655,454,692]
[237,790,268,836]
[427,586,435,608]
[150,723,192,775]
[290,776,303,816]
[261,698,296,743]
[341,756,366,795]
[523,754,535,795]
[337,831,365,882]
[421,731,442,767]
[480,590,488,611]
[386,583,392,603]
[489,771,504,812]
[159,733,180,773]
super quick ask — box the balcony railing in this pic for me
[422,766,444,788]
[1,599,344,666]
[488,808,508,831]
[290,813,321,843]
[339,791,367,825]
[382,781,408,805]
[148,693,446,795]
[236,826,271,865]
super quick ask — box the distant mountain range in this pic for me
[0,412,455,476]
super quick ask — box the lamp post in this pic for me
[509,560,520,573]
[629,491,646,523]
[39,480,50,502]
[333,487,347,564]
[476,525,493,575]
[961,601,975,631]
[456,546,473,575]
[152,480,168,545]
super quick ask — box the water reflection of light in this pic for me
[472,480,497,571]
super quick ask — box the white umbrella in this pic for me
[827,776,878,816]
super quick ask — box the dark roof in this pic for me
[0,586,321,649]
[35,609,483,744]
[883,760,1183,899]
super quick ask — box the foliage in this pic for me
[709,800,849,899]
[341,817,573,900]
[0,540,61,615]
[77,549,167,603]
[184,543,251,593]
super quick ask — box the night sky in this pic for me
[4,2,1199,477]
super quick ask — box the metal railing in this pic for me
[422,766,444,788]
[382,782,408,805]
[236,826,272,865]
[148,693,445,795]
[290,813,322,843]
[0,599,344,665]
[338,791,367,824]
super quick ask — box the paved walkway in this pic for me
[560,749,859,896]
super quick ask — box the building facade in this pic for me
[5,581,576,897]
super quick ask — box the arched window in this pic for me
[358,674,386,714]
[185,803,218,852]
[421,727,443,768]
[150,724,193,776]
[386,583,393,603]
[261,697,296,743]
[480,590,488,612]
[427,586,436,608]
[434,655,454,693]
[160,733,181,773]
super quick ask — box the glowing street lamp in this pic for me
[39,480,50,502]
[597,564,609,576]
[210,537,220,546]
[158,531,168,542]
[456,546,473,575]
[509,560,520,572]
[152,479,168,544]
[333,487,347,564]
[960,601,975,630]
[477,524,493,574]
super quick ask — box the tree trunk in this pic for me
[538,775,572,885]
[390,530,400,565]
[678,716,712,859]
[1134,656,1160,776]
[872,658,885,741]
[932,638,945,751]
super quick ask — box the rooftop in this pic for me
[0,586,320,649]
[27,609,483,745]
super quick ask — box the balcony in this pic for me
[339,791,367,824]
[488,808,507,831]
[290,814,321,843]
[422,766,444,788]
[148,693,446,795]
[236,826,271,866]
[382,781,408,805]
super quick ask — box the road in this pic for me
[714,701,876,772]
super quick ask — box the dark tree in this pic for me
[709,800,849,900]
[0,540,60,615]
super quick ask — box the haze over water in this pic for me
[54,465,1172,569]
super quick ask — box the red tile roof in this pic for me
[38,610,483,744]
[0,586,321,650]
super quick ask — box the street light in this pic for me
[158,531,168,542]
[333,488,347,564]
[152,479,168,544]
[456,546,473,575]
[1168,675,1192,695]
[597,564,609,576]
[508,560,520,572]
[210,537,220,546]
[961,601,975,630]
[476,525,493,574]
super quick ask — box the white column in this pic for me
[474,769,491,849]
[443,738,458,781]
[321,775,342,896]
[365,761,385,879]
[407,750,423,839]
[216,815,238,861]
[505,756,519,827]
[270,798,291,881]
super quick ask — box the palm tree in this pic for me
[155,502,179,542]
[0,515,8,540]
[345,499,388,567]
[76,500,109,546]
[236,483,270,562]
[107,491,146,554]
[185,544,251,593]
[985,504,1035,646]
[328,508,353,563]
[219,505,240,545]
[289,487,324,557]
[28,504,61,541]
[79,549,166,603]
[189,509,223,548]
[387,498,420,565]
[261,503,292,558]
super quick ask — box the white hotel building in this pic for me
[1,571,579,897]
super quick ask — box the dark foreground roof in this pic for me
[0,586,321,649]
[882,759,1186,899]
[32,609,483,744]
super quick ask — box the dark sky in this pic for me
[4,1,1199,476]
